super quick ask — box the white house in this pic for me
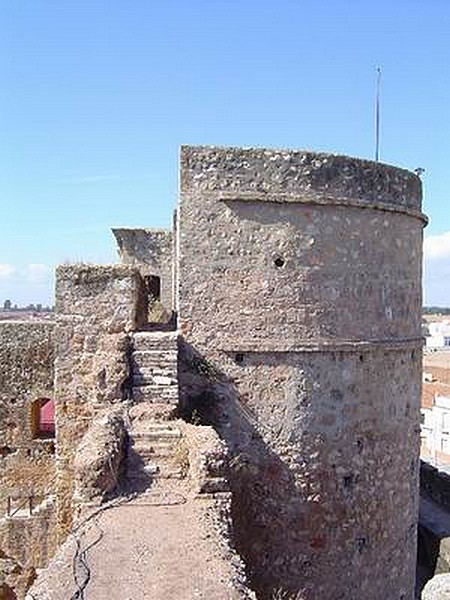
[425,321,450,349]
[421,386,450,465]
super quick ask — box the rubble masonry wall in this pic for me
[177,145,425,599]
[54,264,146,540]
[0,321,56,597]
[112,228,174,313]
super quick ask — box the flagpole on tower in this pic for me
[375,67,382,163]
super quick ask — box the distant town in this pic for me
[0,299,54,321]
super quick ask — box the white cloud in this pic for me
[24,263,52,283]
[424,231,450,260]
[0,264,15,279]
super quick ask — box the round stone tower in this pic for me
[177,146,426,599]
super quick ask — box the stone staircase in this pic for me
[130,331,178,405]
[125,420,186,490]
[123,330,183,491]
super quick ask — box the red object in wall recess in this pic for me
[39,399,55,435]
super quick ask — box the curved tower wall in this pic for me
[177,145,425,599]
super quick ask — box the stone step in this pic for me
[142,462,184,479]
[131,331,179,353]
[131,447,174,461]
[131,436,176,451]
[131,363,177,378]
[131,437,178,452]
[197,477,230,495]
[130,427,182,441]
[126,468,184,483]
[131,350,177,368]
[131,432,179,444]
[195,491,232,501]
[126,449,176,466]
[131,385,178,404]
[128,403,176,424]
[126,456,185,480]
[132,373,177,386]
[131,362,176,375]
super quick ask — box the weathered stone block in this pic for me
[422,573,450,599]
[73,410,126,503]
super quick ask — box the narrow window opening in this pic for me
[145,275,161,301]
[235,353,244,364]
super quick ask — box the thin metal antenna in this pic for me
[375,67,382,162]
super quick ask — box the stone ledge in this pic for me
[216,190,427,223]
[218,336,424,354]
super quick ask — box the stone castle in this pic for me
[0,146,425,599]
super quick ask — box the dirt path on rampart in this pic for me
[27,481,248,600]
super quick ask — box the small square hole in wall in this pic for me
[274,257,285,268]
[235,353,244,364]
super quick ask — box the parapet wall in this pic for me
[180,145,423,212]
[112,228,174,314]
[54,264,146,539]
[178,145,425,599]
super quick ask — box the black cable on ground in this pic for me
[69,519,104,600]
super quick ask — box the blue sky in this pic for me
[0,0,449,306]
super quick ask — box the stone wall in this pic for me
[0,507,56,599]
[0,321,56,599]
[54,264,146,540]
[181,422,230,495]
[112,228,174,318]
[0,322,56,503]
[177,145,425,599]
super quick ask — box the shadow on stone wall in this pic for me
[417,524,440,596]
[421,461,450,509]
[177,339,323,600]
[417,461,450,597]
